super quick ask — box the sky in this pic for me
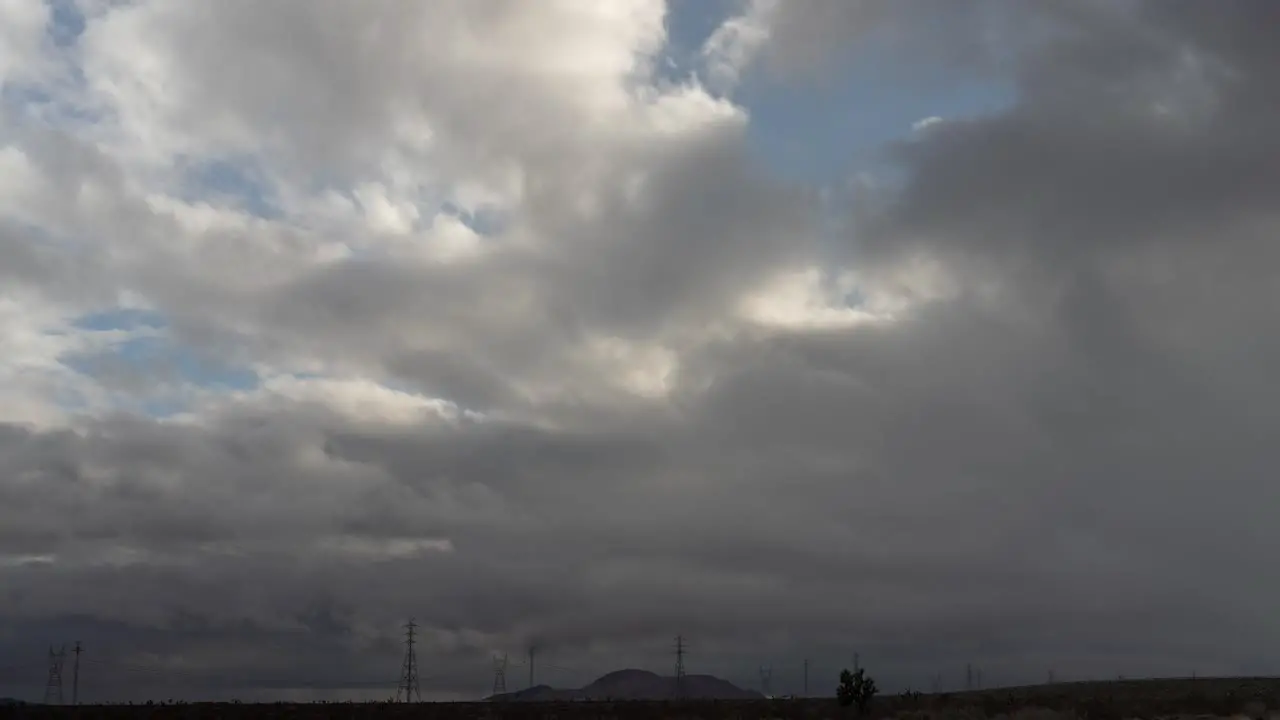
[2,0,1280,704]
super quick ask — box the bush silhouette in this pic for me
[838,667,878,714]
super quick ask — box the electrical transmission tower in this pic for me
[43,645,66,705]
[396,619,421,702]
[759,665,773,698]
[492,653,508,696]
[674,636,687,699]
[527,645,538,689]
[803,658,809,697]
[72,641,82,706]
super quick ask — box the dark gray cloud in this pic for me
[3,0,1280,704]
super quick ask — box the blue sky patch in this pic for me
[738,58,1015,190]
[440,201,506,237]
[725,34,1016,273]
[136,396,190,419]
[157,339,259,391]
[3,78,102,129]
[46,0,87,48]
[180,157,280,219]
[71,308,167,333]
[1,83,53,110]
[63,310,260,415]
[661,0,739,84]
[63,334,259,390]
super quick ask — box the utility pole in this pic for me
[43,645,65,705]
[803,659,809,697]
[1047,670,1054,685]
[759,665,772,698]
[931,673,941,693]
[72,642,82,706]
[853,653,860,673]
[966,663,972,691]
[674,636,687,699]
[524,640,535,686]
[976,667,983,690]
[492,653,508,697]
[396,619,420,702]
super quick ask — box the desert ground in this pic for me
[6,677,1280,719]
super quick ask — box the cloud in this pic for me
[911,116,945,134]
[3,0,1280,703]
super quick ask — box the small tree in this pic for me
[837,669,856,706]
[837,667,878,715]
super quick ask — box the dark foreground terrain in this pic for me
[6,677,1280,719]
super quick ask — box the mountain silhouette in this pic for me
[489,668,762,701]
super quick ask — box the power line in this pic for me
[396,619,420,702]
[43,645,66,705]
[58,625,407,691]
[0,661,42,678]
[80,658,399,689]
[509,657,579,675]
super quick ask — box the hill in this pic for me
[489,667,762,701]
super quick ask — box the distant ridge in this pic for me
[488,668,762,701]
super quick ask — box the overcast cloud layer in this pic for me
[2,0,1280,703]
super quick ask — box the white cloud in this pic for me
[317,536,454,561]
[701,0,778,93]
[739,267,891,330]
[0,291,163,426]
[254,375,469,425]
[912,115,945,133]
[580,336,679,399]
[0,0,50,84]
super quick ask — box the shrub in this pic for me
[838,667,878,714]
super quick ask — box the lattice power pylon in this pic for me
[396,620,421,702]
[492,652,508,696]
[674,636,687,699]
[43,645,66,705]
[759,665,773,698]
